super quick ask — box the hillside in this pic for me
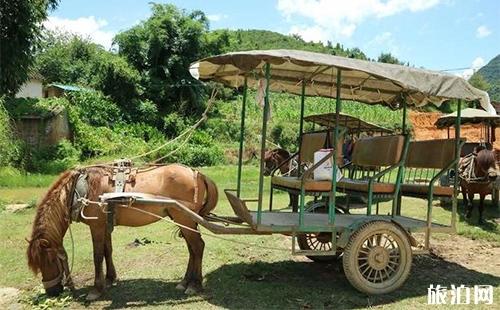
[214,29,368,59]
[475,54,500,101]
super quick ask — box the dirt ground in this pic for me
[429,234,500,276]
[409,111,500,150]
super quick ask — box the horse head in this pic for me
[27,170,78,296]
[27,238,70,296]
[476,149,498,181]
[263,148,291,176]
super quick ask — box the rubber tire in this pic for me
[296,202,344,263]
[342,221,412,295]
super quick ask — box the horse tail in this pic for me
[199,173,218,216]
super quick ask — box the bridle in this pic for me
[42,247,73,289]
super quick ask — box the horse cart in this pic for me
[114,50,491,294]
[435,108,500,207]
[29,50,494,298]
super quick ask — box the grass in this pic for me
[1,165,499,309]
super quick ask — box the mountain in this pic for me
[474,54,500,101]
[212,29,368,60]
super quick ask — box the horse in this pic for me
[460,148,498,224]
[263,148,300,208]
[27,164,218,301]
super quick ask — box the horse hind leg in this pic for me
[180,226,205,295]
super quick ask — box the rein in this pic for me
[41,247,73,290]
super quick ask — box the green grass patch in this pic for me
[1,165,498,309]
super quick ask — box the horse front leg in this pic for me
[465,191,474,219]
[104,231,117,287]
[478,194,486,225]
[87,225,106,301]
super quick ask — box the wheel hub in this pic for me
[368,246,389,270]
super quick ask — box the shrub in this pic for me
[0,97,21,167]
[30,139,81,174]
[132,99,159,124]
[270,123,298,151]
[162,112,187,137]
[67,91,122,127]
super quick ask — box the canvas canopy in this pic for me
[190,49,494,114]
[435,108,500,128]
[304,112,393,134]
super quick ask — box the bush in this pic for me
[132,99,159,124]
[30,139,81,174]
[271,123,298,151]
[162,112,188,137]
[67,91,122,127]
[0,97,21,167]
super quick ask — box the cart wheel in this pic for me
[343,221,412,294]
[296,202,344,263]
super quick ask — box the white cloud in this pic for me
[365,31,400,56]
[457,57,485,79]
[277,0,442,41]
[207,14,228,22]
[43,16,115,49]
[476,25,491,38]
[289,25,332,43]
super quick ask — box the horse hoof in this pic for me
[184,284,202,295]
[86,290,102,301]
[175,283,187,291]
[106,278,117,287]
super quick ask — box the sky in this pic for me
[44,0,499,79]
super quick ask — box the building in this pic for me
[15,72,44,98]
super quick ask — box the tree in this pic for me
[468,73,491,92]
[36,33,142,117]
[377,52,403,65]
[0,0,59,95]
[114,4,213,115]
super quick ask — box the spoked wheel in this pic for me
[343,221,412,294]
[296,201,346,263]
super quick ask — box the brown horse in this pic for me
[263,148,294,176]
[460,149,498,224]
[27,164,218,300]
[263,148,299,208]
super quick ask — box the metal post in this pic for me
[402,97,408,135]
[298,80,306,176]
[328,69,341,224]
[451,100,462,233]
[257,63,271,225]
[236,77,248,198]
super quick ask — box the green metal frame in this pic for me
[257,63,271,225]
[236,77,248,198]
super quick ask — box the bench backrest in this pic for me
[406,139,460,169]
[352,135,405,167]
[299,131,343,164]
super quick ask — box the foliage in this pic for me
[0,0,59,95]
[468,73,491,92]
[29,139,81,174]
[377,53,404,65]
[36,33,142,117]
[0,97,20,166]
[475,54,500,101]
[216,29,368,59]
[114,4,218,115]
[2,97,66,119]
[66,91,122,127]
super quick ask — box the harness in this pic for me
[41,247,73,290]
[459,153,489,183]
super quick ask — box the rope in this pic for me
[68,223,74,275]
[113,205,289,252]
[129,88,218,162]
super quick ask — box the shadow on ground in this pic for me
[72,254,500,309]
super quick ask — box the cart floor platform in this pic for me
[250,212,451,233]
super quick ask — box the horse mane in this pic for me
[27,170,79,274]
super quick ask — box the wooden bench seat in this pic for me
[337,178,395,194]
[400,139,460,198]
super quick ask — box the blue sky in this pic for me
[45,0,499,78]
